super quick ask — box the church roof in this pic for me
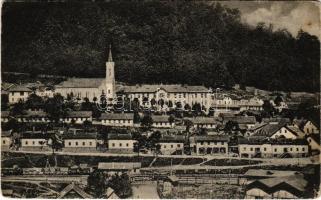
[58,182,93,199]
[118,84,209,93]
[56,78,105,88]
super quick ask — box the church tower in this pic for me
[106,45,116,99]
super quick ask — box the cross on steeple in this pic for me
[108,44,113,62]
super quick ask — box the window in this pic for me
[32,141,35,145]
[126,143,129,147]
[200,142,204,145]
[274,148,277,152]
[264,148,267,151]
[164,145,167,149]
[285,129,287,133]
[20,91,24,96]
[302,147,305,151]
[290,148,293,151]
[221,142,224,145]
[119,143,122,147]
[25,141,28,145]
[89,142,92,146]
[296,148,299,151]
[83,142,85,146]
[76,142,78,146]
[250,148,253,151]
[177,144,181,148]
[208,142,210,145]
[171,145,174,148]
[3,140,5,144]
[112,143,115,147]
[243,147,246,150]
[11,92,14,96]
[69,142,71,146]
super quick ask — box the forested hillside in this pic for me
[2,1,320,92]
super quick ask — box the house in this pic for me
[61,111,92,124]
[158,135,185,155]
[222,116,257,129]
[152,115,174,128]
[63,132,98,152]
[1,130,12,151]
[97,162,141,174]
[20,132,50,151]
[306,133,320,153]
[245,174,308,199]
[241,169,303,185]
[184,117,219,129]
[100,113,134,127]
[15,110,50,123]
[58,182,93,199]
[239,97,263,111]
[262,117,291,125]
[238,138,309,158]
[1,111,10,123]
[253,123,305,140]
[293,119,319,135]
[8,85,32,103]
[107,133,137,153]
[190,135,229,155]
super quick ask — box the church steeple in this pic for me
[108,44,113,62]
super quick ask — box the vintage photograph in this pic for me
[1,0,320,199]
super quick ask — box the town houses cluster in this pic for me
[1,47,320,160]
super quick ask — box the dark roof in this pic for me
[119,84,209,93]
[21,132,50,139]
[98,162,141,170]
[159,135,185,143]
[66,111,92,118]
[1,111,10,118]
[244,169,302,178]
[152,115,170,122]
[246,175,307,197]
[100,113,134,120]
[307,133,320,145]
[238,138,308,145]
[2,130,12,137]
[63,132,97,140]
[184,117,219,124]
[108,133,134,140]
[16,110,48,118]
[58,183,93,199]
[223,116,256,124]
[9,85,32,92]
[253,123,284,137]
[194,135,229,142]
[56,78,104,88]
[262,117,291,124]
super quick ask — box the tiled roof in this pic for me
[244,169,302,177]
[16,110,48,118]
[1,111,10,118]
[108,133,134,140]
[159,135,186,143]
[100,113,134,120]
[66,111,92,118]
[58,182,93,199]
[223,116,256,124]
[56,78,105,88]
[253,123,284,137]
[1,130,12,137]
[238,138,308,145]
[118,84,209,93]
[152,115,171,122]
[184,117,219,124]
[21,132,50,139]
[307,133,320,145]
[8,85,32,92]
[262,117,291,124]
[255,175,307,192]
[98,162,141,170]
[194,135,229,142]
[63,132,97,140]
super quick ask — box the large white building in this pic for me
[54,46,214,111]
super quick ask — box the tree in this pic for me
[81,97,92,111]
[25,93,44,110]
[184,119,194,132]
[10,100,25,116]
[108,173,132,198]
[133,111,141,124]
[87,170,108,198]
[4,118,20,131]
[224,121,239,135]
[168,101,173,108]
[83,120,92,131]
[44,94,66,122]
[148,131,161,152]
[262,100,276,118]
[274,95,283,106]
[184,103,191,111]
[141,114,153,130]
[150,98,156,106]
[47,131,63,167]
[168,115,175,126]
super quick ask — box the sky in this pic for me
[220,1,320,38]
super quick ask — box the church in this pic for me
[55,46,213,110]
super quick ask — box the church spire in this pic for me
[108,44,113,62]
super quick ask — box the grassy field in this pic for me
[203,158,262,166]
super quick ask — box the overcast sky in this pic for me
[220,1,320,38]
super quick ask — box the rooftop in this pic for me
[100,113,134,120]
[108,133,134,140]
[56,78,105,88]
[118,84,209,93]
[66,111,92,118]
[193,135,229,142]
[98,162,141,170]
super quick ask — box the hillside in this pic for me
[2,1,320,92]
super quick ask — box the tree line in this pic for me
[2,1,320,92]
